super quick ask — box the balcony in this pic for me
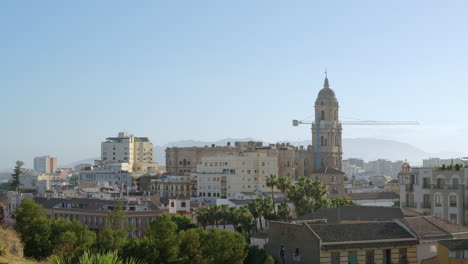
[422,183,431,189]
[431,184,445,189]
[405,184,414,191]
[448,184,460,190]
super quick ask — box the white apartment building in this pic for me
[78,167,132,188]
[101,132,157,172]
[34,156,58,174]
[196,151,278,203]
[399,163,468,225]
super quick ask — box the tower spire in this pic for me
[324,69,329,88]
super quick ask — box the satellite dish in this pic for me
[292,120,299,126]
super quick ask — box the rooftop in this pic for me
[308,221,415,243]
[295,205,406,223]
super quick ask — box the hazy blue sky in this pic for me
[1,1,468,169]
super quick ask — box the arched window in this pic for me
[321,110,325,120]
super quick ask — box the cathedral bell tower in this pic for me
[312,74,343,170]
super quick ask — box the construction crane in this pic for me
[292,117,420,170]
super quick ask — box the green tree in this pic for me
[247,199,261,232]
[219,204,229,229]
[50,218,96,261]
[96,201,130,251]
[244,246,271,264]
[144,214,181,264]
[259,197,275,228]
[277,203,292,222]
[197,207,209,230]
[11,160,24,192]
[13,197,47,234]
[202,229,247,264]
[179,229,206,264]
[277,176,292,197]
[21,217,53,259]
[171,214,196,232]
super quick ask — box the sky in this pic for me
[1,1,468,170]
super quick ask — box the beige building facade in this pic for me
[101,132,158,172]
[195,151,278,203]
[34,156,57,174]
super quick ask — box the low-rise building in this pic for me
[139,175,194,198]
[265,220,419,263]
[78,167,132,189]
[34,197,167,237]
[343,192,399,207]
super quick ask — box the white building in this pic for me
[196,151,278,204]
[101,132,158,172]
[399,162,468,225]
[78,167,132,189]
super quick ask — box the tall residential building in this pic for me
[195,150,278,203]
[312,75,343,170]
[34,156,57,174]
[101,132,158,172]
[399,162,468,225]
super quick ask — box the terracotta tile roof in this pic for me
[295,205,405,223]
[439,239,468,249]
[402,216,468,240]
[307,221,416,243]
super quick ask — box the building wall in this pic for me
[101,132,157,172]
[265,221,320,264]
[421,244,468,264]
[34,156,57,174]
[400,167,468,226]
[320,246,417,264]
[196,151,278,203]
[166,142,315,180]
[45,208,167,237]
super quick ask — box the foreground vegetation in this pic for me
[12,198,273,264]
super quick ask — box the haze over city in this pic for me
[2,1,468,170]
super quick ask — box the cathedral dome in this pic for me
[316,76,337,102]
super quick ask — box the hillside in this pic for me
[0,228,36,264]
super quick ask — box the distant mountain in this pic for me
[64,138,461,168]
[61,158,99,168]
[153,137,431,166]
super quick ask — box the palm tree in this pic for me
[277,176,292,197]
[247,199,261,232]
[238,207,254,237]
[228,207,241,231]
[219,204,229,229]
[208,205,220,228]
[196,207,209,230]
[265,174,278,213]
[259,197,274,229]
[277,202,292,222]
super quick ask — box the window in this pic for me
[331,252,340,264]
[399,248,407,264]
[181,202,186,208]
[348,251,357,264]
[171,202,174,207]
[435,195,442,207]
[365,250,374,264]
[321,110,325,120]
[383,249,391,264]
[450,195,457,207]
